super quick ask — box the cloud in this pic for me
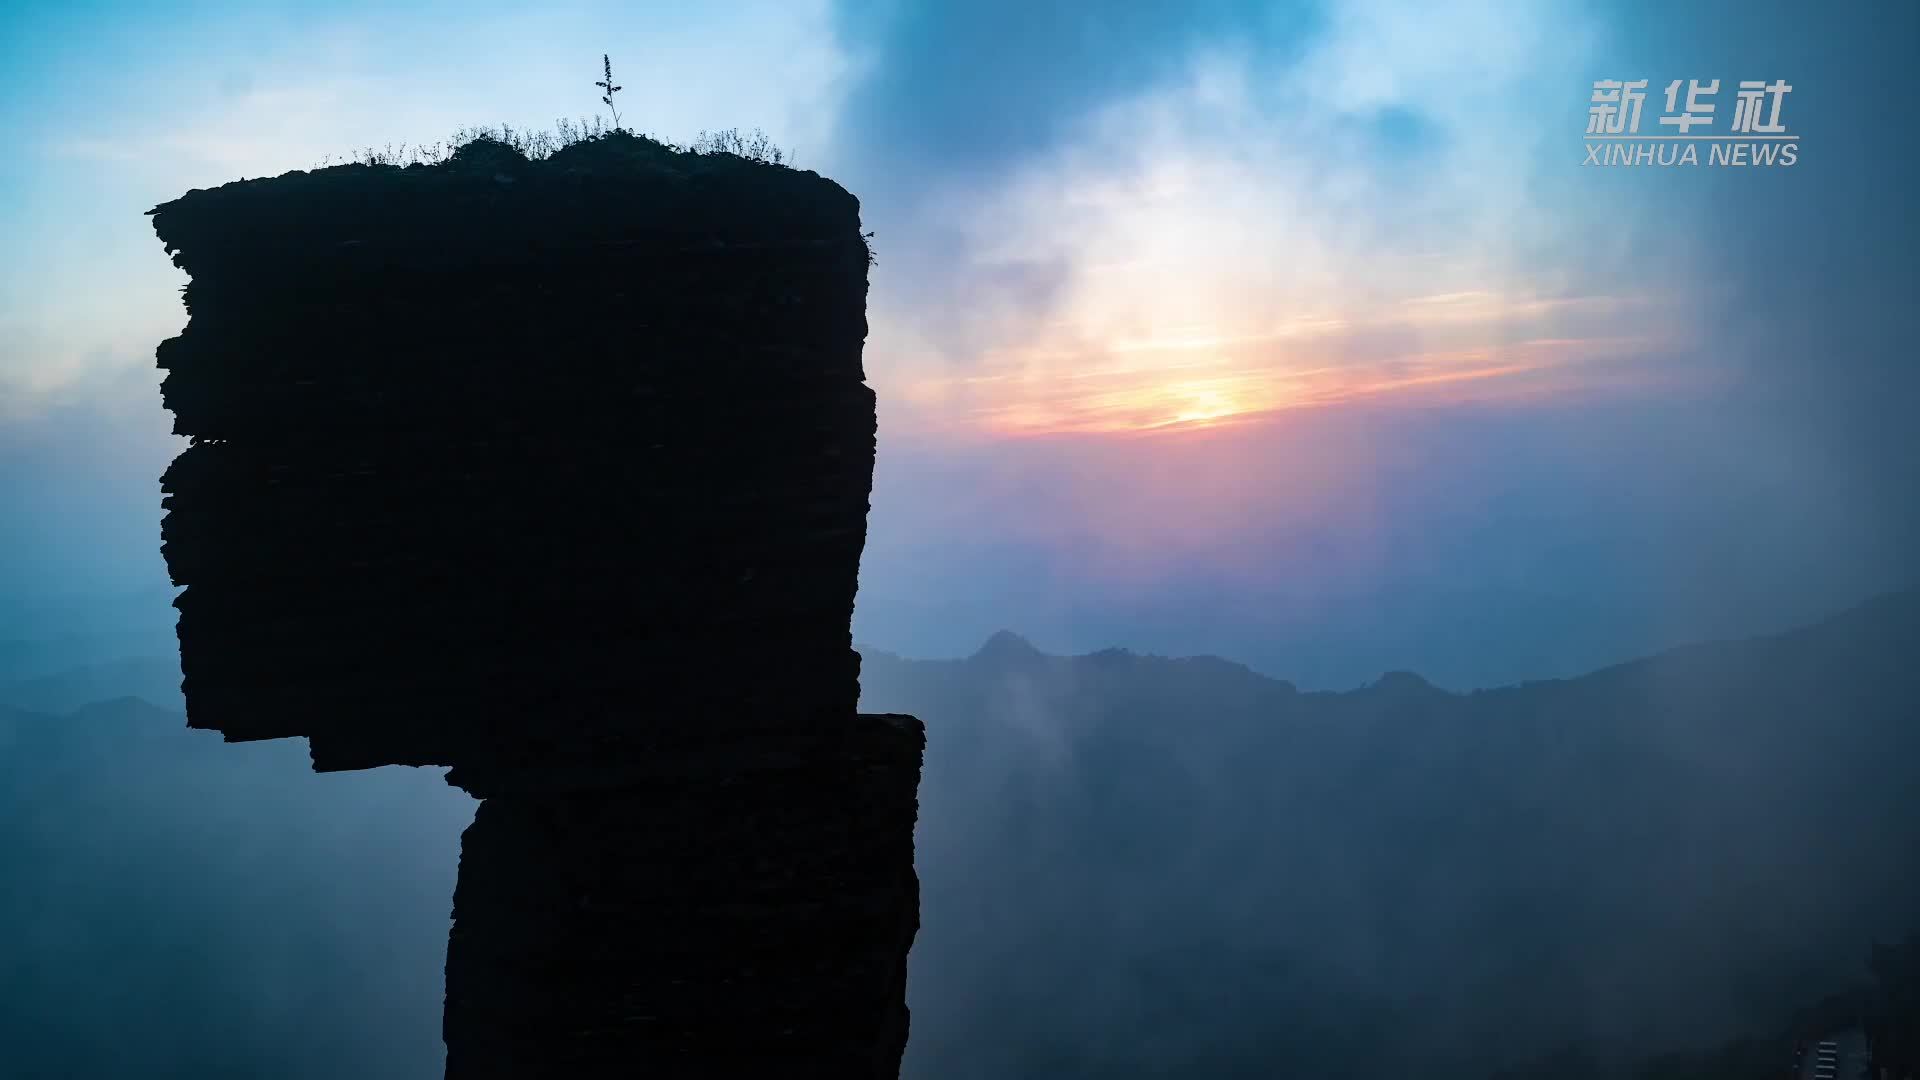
[856,3,1693,437]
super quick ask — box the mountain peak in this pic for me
[68,695,184,722]
[1366,670,1441,696]
[971,630,1044,664]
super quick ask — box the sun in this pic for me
[1155,379,1251,428]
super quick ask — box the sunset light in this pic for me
[910,318,1663,437]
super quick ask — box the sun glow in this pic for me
[1166,381,1243,425]
[1126,374,1295,430]
[922,327,1661,439]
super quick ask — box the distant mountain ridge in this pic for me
[865,583,1920,697]
[2,589,1916,1078]
[8,585,1909,725]
[856,586,1920,1079]
[0,655,185,715]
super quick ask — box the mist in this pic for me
[0,696,471,1079]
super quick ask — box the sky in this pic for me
[1,0,1915,689]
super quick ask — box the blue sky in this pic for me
[1,0,1914,688]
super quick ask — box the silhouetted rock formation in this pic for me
[1868,936,1920,1078]
[148,131,922,1078]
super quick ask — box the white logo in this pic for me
[1583,78,1797,167]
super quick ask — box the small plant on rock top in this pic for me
[596,54,624,132]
